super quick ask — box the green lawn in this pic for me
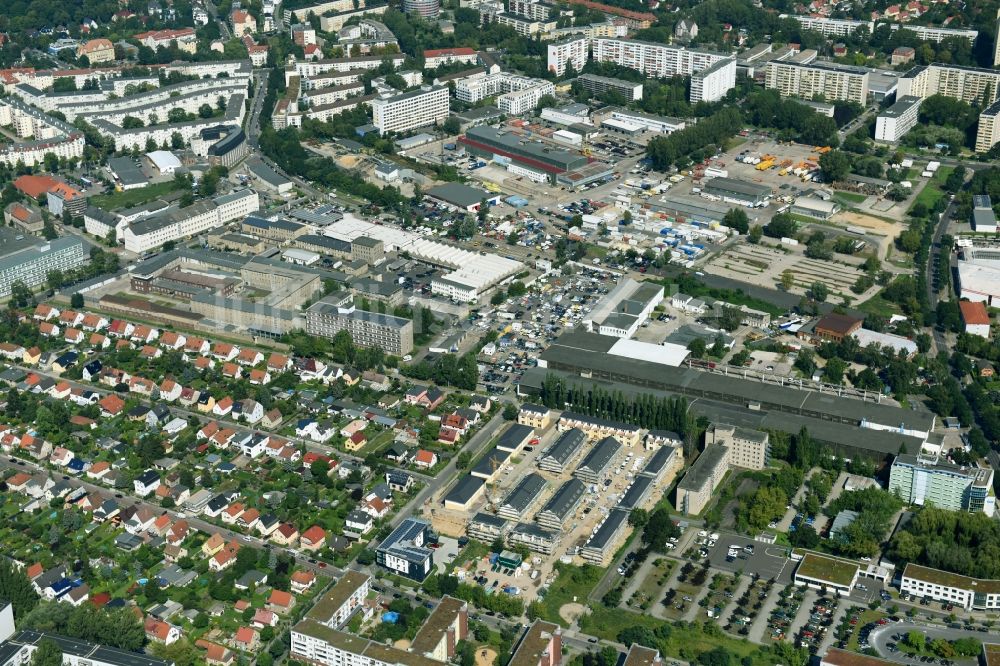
[834,191,867,204]
[910,167,954,215]
[532,563,604,626]
[858,291,903,316]
[89,180,184,211]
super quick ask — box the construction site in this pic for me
[422,412,686,604]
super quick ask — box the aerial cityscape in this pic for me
[0,2,999,666]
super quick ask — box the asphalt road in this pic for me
[868,621,990,664]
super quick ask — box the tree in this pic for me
[0,562,39,620]
[723,208,749,234]
[628,508,649,529]
[687,338,706,359]
[31,639,62,666]
[442,116,461,134]
[502,403,518,420]
[747,225,762,244]
[763,213,796,238]
[780,269,795,291]
[810,281,828,303]
[819,150,851,183]
[70,293,84,308]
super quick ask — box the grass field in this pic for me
[833,191,867,205]
[910,167,954,215]
[533,563,603,626]
[89,180,183,210]
[858,291,903,316]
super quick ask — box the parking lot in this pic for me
[704,535,795,584]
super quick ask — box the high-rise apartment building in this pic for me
[690,56,736,103]
[547,37,588,76]
[875,95,922,143]
[592,38,730,79]
[371,85,449,135]
[764,60,869,104]
[889,454,995,515]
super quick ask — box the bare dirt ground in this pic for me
[559,602,588,625]
[831,211,900,257]
[475,648,498,666]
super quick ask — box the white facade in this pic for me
[765,61,869,105]
[547,38,588,77]
[788,15,874,36]
[690,57,736,103]
[121,190,260,253]
[898,24,977,44]
[455,73,555,115]
[0,99,85,167]
[875,95,922,143]
[593,38,730,79]
[372,86,449,135]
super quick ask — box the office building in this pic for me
[0,237,87,299]
[899,563,1000,611]
[897,63,1000,106]
[765,60,869,104]
[977,98,1000,154]
[547,38,588,77]
[787,15,874,36]
[404,0,440,18]
[372,86,449,136]
[306,299,414,355]
[675,444,729,515]
[689,57,736,103]
[889,454,995,516]
[875,95,922,143]
[593,38,730,79]
[706,424,769,470]
[575,73,643,101]
[375,518,434,580]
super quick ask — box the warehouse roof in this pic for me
[703,176,771,198]
[426,183,493,209]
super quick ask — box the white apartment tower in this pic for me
[547,37,588,77]
[765,61,869,105]
[875,95,922,143]
[372,85,450,135]
[690,56,736,103]
[592,38,730,79]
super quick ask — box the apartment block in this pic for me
[977,98,1000,153]
[875,95,922,143]
[593,38,730,79]
[455,73,555,115]
[508,621,561,666]
[575,73,643,101]
[372,86,449,135]
[675,444,728,516]
[897,63,1000,106]
[898,24,977,44]
[690,56,736,103]
[547,37,588,77]
[764,60,869,104]
[508,0,554,20]
[489,13,557,35]
[787,15,874,36]
[889,454,995,515]
[0,237,87,298]
[706,424,769,470]
[306,300,414,355]
[120,189,260,254]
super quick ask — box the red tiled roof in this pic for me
[960,300,989,325]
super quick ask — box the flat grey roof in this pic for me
[427,182,492,208]
[10,631,170,666]
[880,95,922,118]
[247,159,291,187]
[497,423,535,450]
[704,176,771,198]
[678,444,728,491]
[108,157,147,187]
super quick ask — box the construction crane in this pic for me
[484,456,501,513]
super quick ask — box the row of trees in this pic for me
[646,107,743,170]
[537,374,691,436]
[889,506,1000,579]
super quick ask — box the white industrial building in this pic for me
[372,86,449,135]
[958,260,1000,305]
[875,95,922,143]
[973,195,998,233]
[608,109,685,133]
[322,216,523,302]
[689,56,736,103]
